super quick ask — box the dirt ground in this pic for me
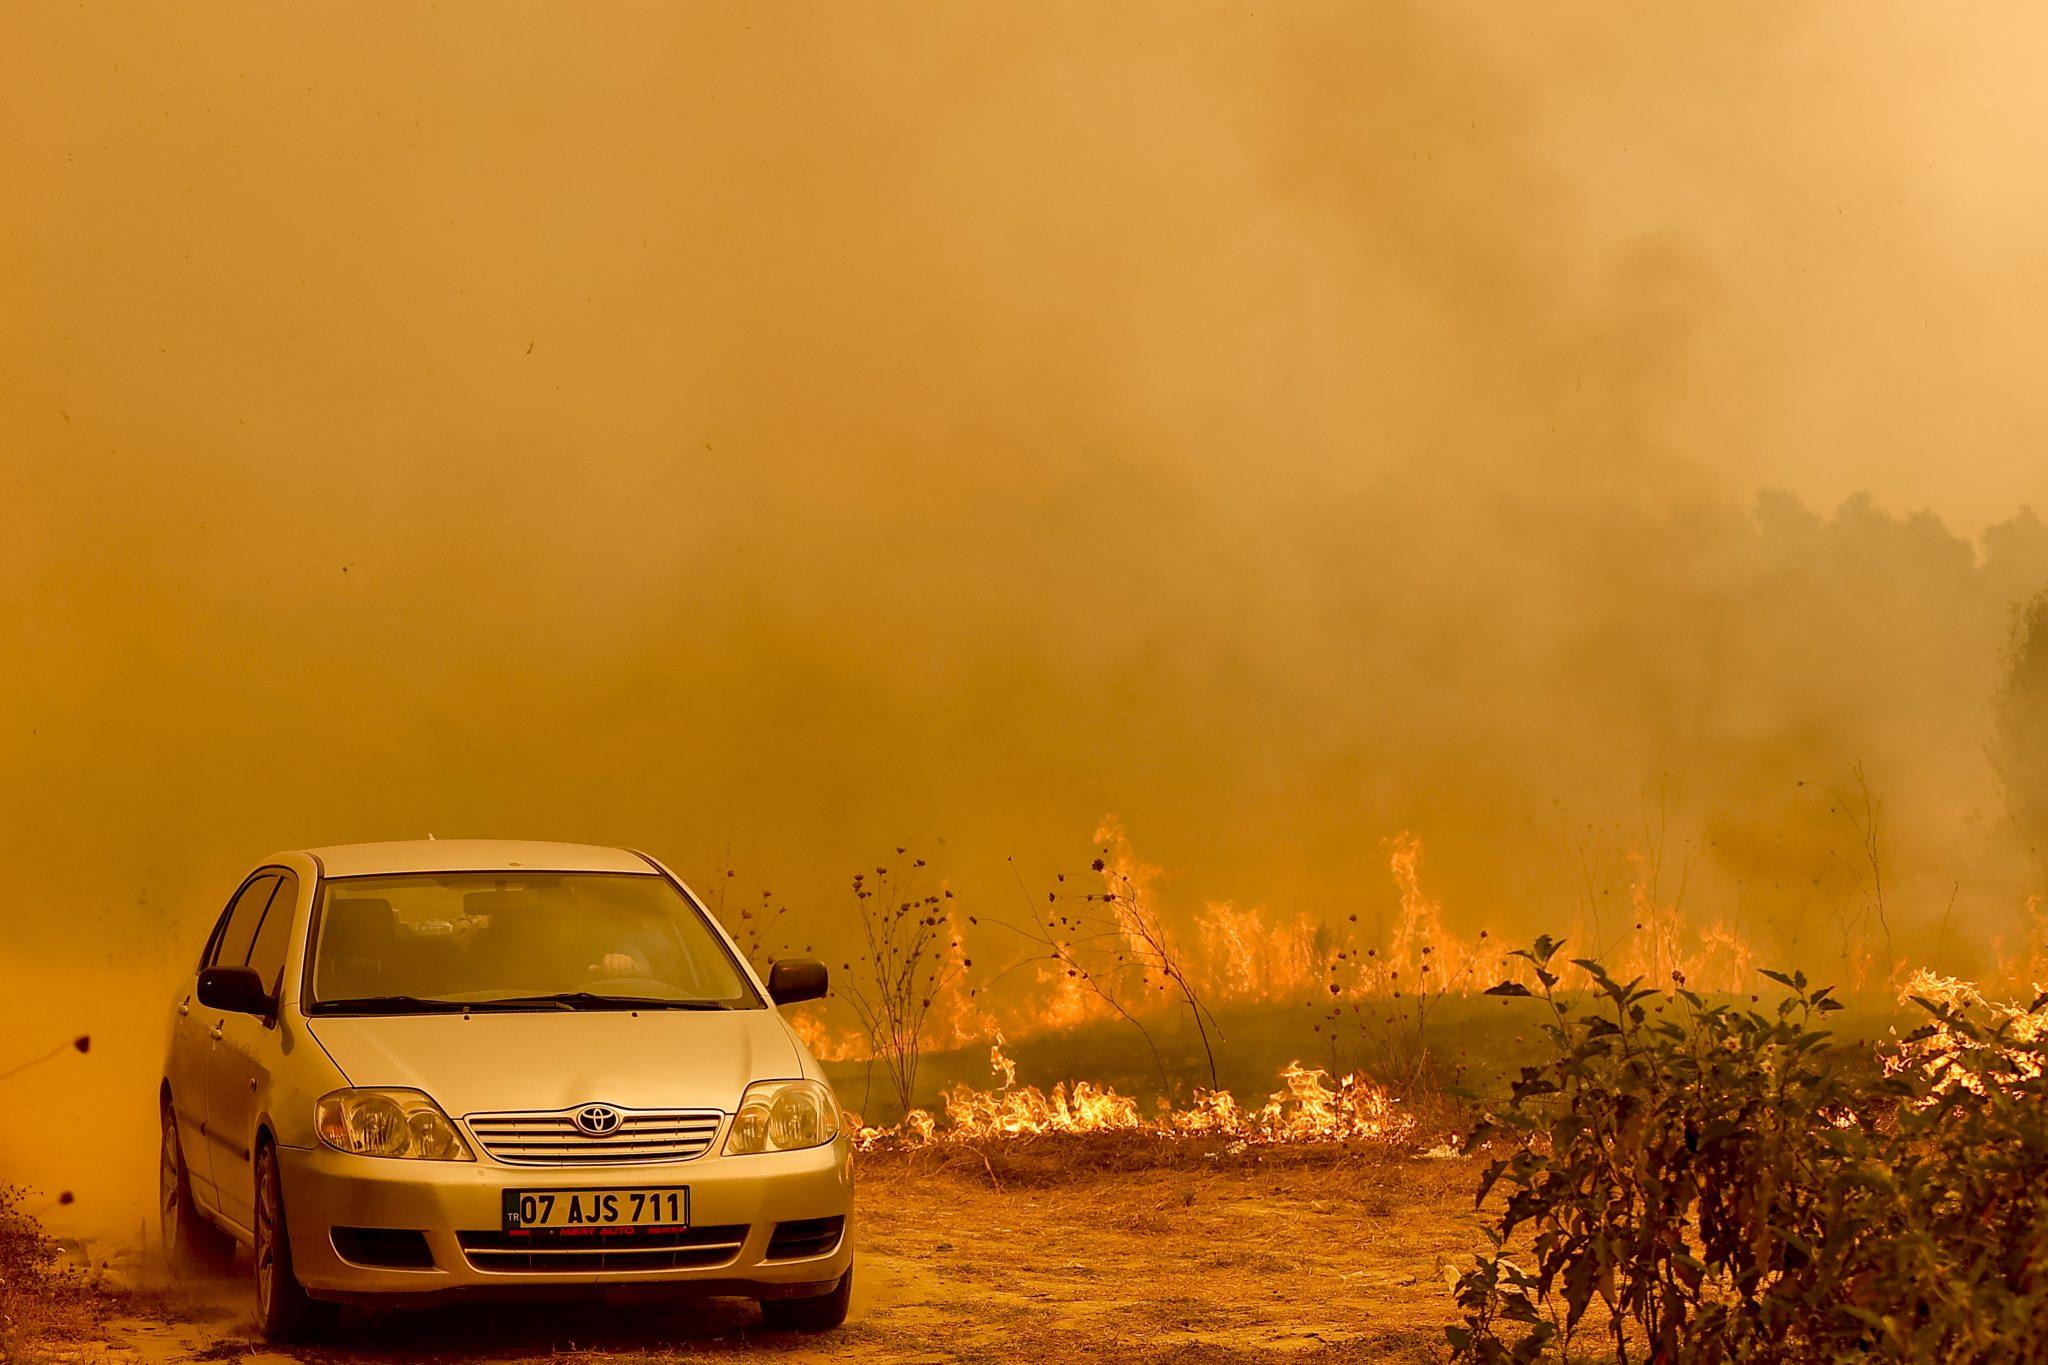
[10,1145,1485,1365]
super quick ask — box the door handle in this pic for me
[209,1023,224,1041]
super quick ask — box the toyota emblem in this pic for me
[573,1104,623,1136]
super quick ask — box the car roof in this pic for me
[300,839,657,878]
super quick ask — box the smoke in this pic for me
[1995,593,2048,874]
[6,2,2048,1232]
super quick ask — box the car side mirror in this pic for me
[767,959,828,1006]
[198,965,272,1017]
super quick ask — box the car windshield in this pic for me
[305,872,760,1011]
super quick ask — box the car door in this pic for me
[167,905,239,1212]
[185,870,279,1217]
[202,869,296,1234]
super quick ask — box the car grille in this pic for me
[458,1224,748,1274]
[462,1107,724,1165]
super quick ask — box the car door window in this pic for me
[246,872,299,995]
[207,874,279,970]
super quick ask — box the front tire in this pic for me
[160,1101,233,1278]
[760,1262,852,1332]
[253,1143,330,1342]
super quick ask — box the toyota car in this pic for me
[158,840,853,1340]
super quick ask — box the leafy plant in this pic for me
[1449,937,2048,1363]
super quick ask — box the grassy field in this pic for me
[823,997,1529,1129]
[819,990,1917,1128]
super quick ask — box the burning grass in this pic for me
[795,824,2000,1142]
[850,1039,1431,1153]
[1888,966,2047,1090]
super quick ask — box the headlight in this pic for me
[315,1088,474,1161]
[722,1079,839,1155]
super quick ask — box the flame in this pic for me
[800,827,2043,1080]
[925,898,998,1050]
[1311,833,1522,1036]
[1033,959,1116,1030]
[787,1003,867,1063]
[1887,968,2046,1093]
[1247,1060,1413,1142]
[1994,894,2048,987]
[852,1039,1416,1148]
[1620,846,1685,986]
[1692,917,1756,994]
[1090,815,1177,997]
[1386,830,1448,984]
[1196,900,1322,1000]
[817,829,2048,1155]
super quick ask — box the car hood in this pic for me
[305,1008,803,1116]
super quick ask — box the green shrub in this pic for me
[1448,937,2048,1363]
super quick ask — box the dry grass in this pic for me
[1,1184,121,1360]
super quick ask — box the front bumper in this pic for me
[276,1134,854,1302]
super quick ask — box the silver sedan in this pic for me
[158,839,853,1341]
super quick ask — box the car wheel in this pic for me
[760,1262,853,1333]
[252,1143,331,1342]
[160,1101,233,1277]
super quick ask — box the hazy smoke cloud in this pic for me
[7,4,2048,1231]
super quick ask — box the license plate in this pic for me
[502,1187,689,1231]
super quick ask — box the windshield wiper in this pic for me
[310,995,600,1015]
[477,992,733,1011]
[309,995,475,1015]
